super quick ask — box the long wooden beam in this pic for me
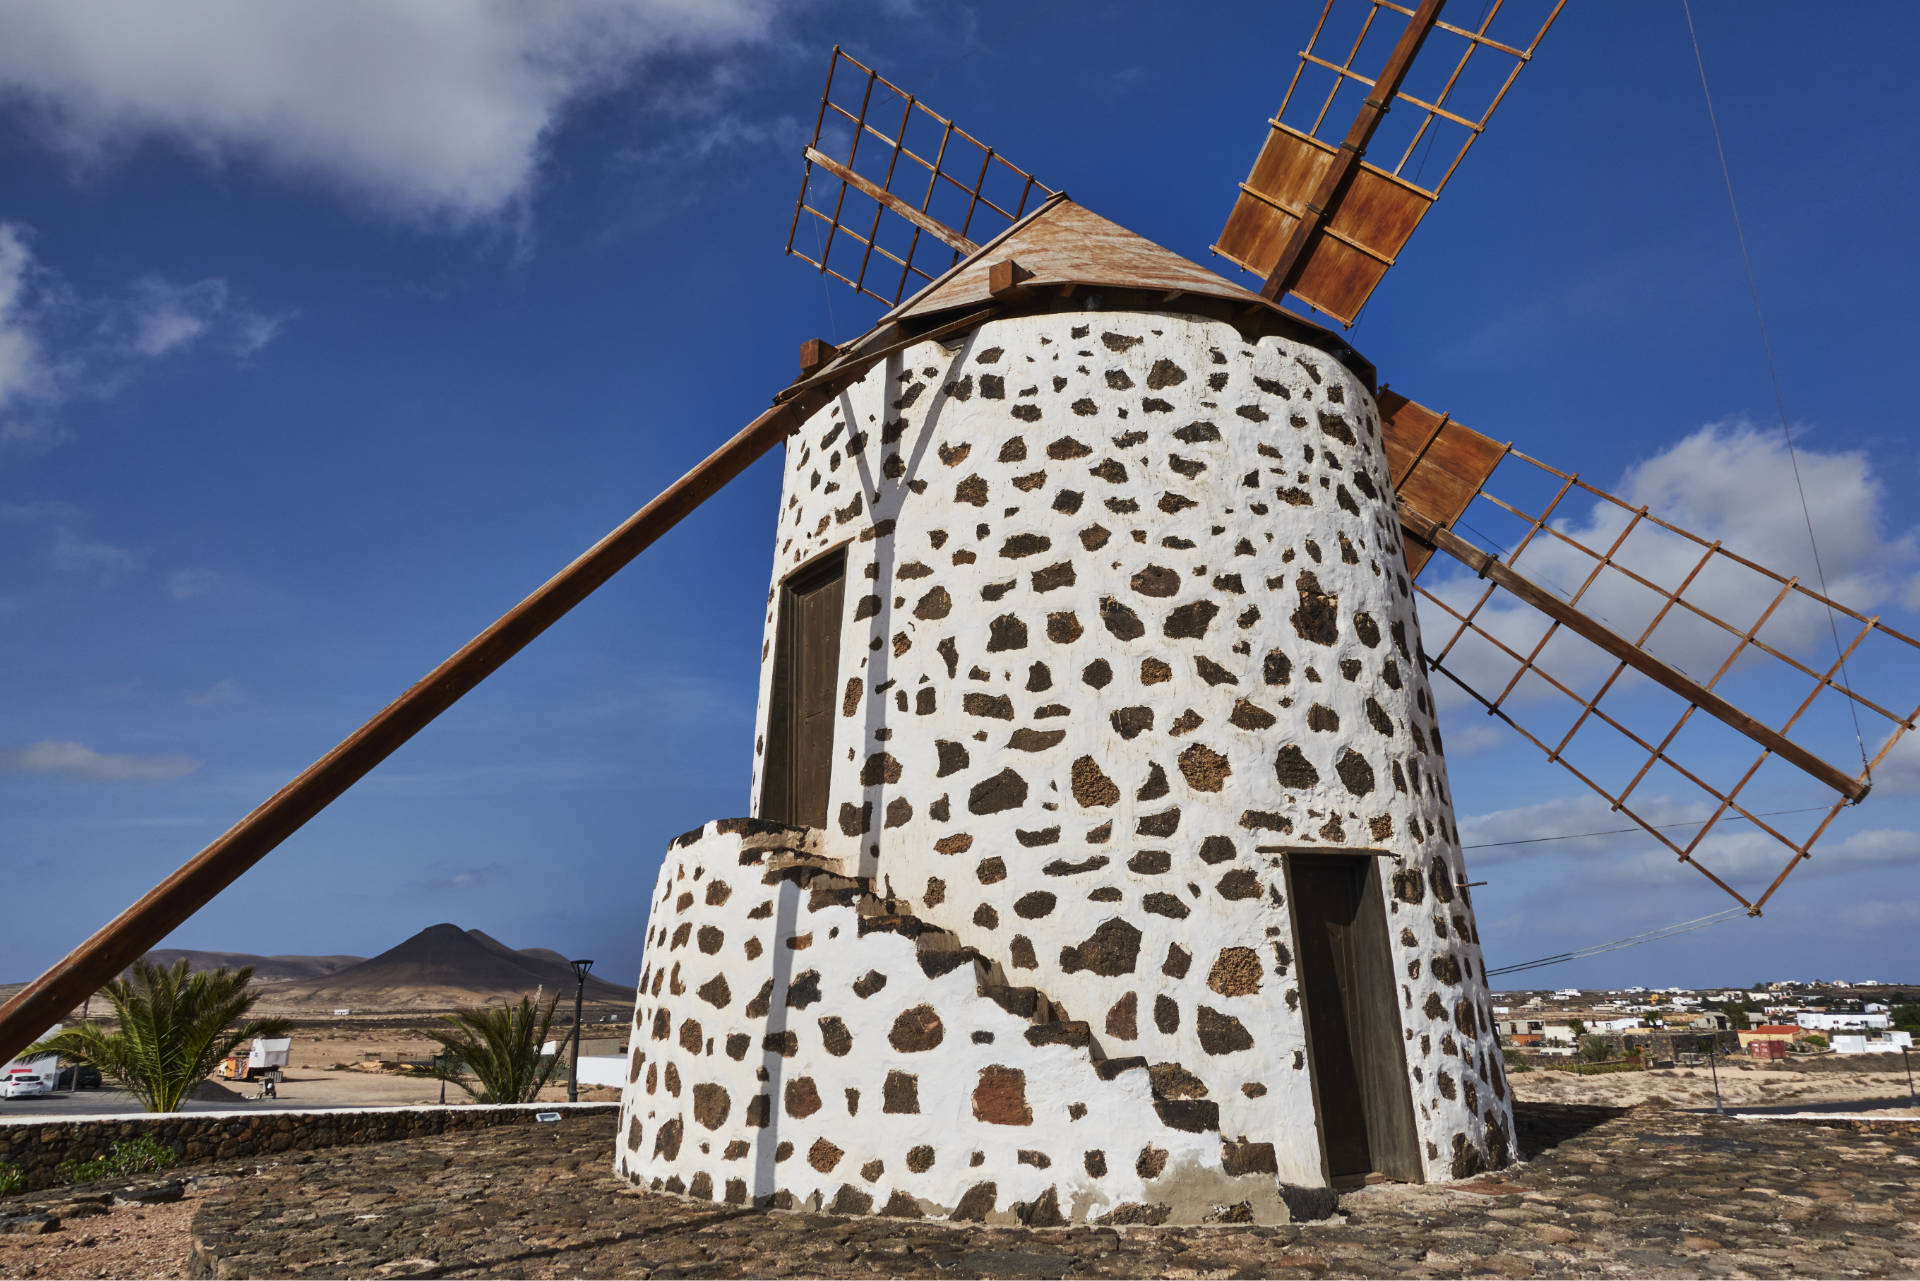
[0,300,1010,1066]
[0,398,825,1063]
[804,146,979,256]
[1403,512,1869,803]
[1261,0,1444,303]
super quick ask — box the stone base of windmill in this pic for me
[613,819,1341,1226]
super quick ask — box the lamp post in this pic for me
[1707,1036,1725,1115]
[568,959,594,1103]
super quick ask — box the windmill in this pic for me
[2,0,1915,1224]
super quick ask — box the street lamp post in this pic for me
[568,959,594,1104]
[1707,1036,1725,1115]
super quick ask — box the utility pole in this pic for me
[568,959,594,1104]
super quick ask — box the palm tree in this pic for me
[423,993,562,1104]
[28,959,290,1113]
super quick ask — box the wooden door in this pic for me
[1287,853,1422,1185]
[760,551,846,829]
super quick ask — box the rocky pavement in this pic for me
[28,1103,1917,1279]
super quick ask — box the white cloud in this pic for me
[125,277,222,357]
[48,525,144,580]
[1420,422,1920,815]
[1426,423,1917,699]
[0,224,55,419]
[0,498,81,523]
[1,739,200,781]
[1878,734,1920,796]
[184,679,244,707]
[0,0,780,223]
[163,567,218,600]
[0,225,287,453]
[420,861,509,894]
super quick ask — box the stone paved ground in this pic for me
[164,1104,1920,1279]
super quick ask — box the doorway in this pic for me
[1286,852,1421,1186]
[759,550,846,829]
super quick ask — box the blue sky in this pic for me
[2,1,1917,994]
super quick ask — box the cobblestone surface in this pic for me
[174,1105,1919,1278]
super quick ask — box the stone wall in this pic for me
[0,1102,616,1193]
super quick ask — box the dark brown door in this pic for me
[760,551,846,829]
[1288,853,1421,1185]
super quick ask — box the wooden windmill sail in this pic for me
[1200,0,1920,915]
[1,3,1914,1082]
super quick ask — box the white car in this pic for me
[2,1060,56,1098]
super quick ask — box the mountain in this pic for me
[136,949,365,983]
[273,924,633,1009]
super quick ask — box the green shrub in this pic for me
[1500,1045,1533,1073]
[0,1162,22,1197]
[56,1136,179,1185]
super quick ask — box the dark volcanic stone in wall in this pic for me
[968,768,1029,814]
[1059,918,1143,976]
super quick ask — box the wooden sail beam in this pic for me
[803,147,980,257]
[0,306,1002,1067]
[1260,0,1444,303]
[1401,511,1869,804]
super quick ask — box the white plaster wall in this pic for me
[740,310,1512,1182]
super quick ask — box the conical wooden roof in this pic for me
[883,195,1367,382]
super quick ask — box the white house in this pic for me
[1796,1010,1890,1032]
[1831,1031,1912,1056]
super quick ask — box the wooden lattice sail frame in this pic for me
[785,47,1054,308]
[1215,0,1566,324]
[1381,393,1920,914]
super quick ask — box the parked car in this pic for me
[56,1063,103,1090]
[2,1055,58,1099]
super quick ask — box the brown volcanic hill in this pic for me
[138,949,365,983]
[275,925,632,1009]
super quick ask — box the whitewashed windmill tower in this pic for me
[615,192,1491,1219]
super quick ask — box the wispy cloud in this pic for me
[0,222,288,455]
[184,678,244,707]
[419,861,509,894]
[0,224,56,423]
[163,567,218,600]
[48,525,144,580]
[1,739,200,781]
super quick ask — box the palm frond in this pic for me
[27,958,284,1113]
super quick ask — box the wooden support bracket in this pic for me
[799,337,838,377]
[988,259,1035,297]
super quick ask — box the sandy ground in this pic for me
[0,1198,197,1280]
[267,1016,624,1107]
[1509,1057,1919,1114]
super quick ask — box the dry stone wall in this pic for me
[0,1103,612,1193]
